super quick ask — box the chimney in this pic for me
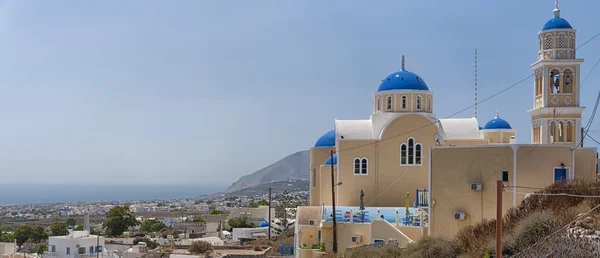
[510,136,516,144]
[84,214,90,231]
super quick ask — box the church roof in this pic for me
[438,117,480,139]
[378,70,429,92]
[314,130,335,147]
[542,18,572,30]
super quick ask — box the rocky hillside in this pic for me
[225,150,310,193]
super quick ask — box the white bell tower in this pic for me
[529,0,585,146]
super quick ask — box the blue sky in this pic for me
[0,0,598,186]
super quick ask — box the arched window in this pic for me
[416,96,422,110]
[567,122,573,142]
[545,36,552,49]
[415,144,422,164]
[361,158,368,174]
[354,158,361,174]
[400,144,407,165]
[376,96,381,111]
[408,138,414,165]
[550,70,560,94]
[400,138,423,166]
[312,168,316,187]
[428,96,432,111]
[386,96,392,111]
[558,35,565,48]
[558,121,564,142]
[401,96,407,110]
[563,70,573,93]
[550,121,556,143]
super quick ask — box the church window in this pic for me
[546,36,552,49]
[415,144,422,164]
[563,70,573,93]
[558,36,565,48]
[354,158,361,174]
[386,96,392,111]
[401,96,407,110]
[361,158,368,174]
[376,96,381,111]
[550,121,556,143]
[558,122,564,142]
[401,138,422,166]
[408,138,414,164]
[428,96,432,111]
[550,70,560,94]
[400,144,407,165]
[416,96,422,110]
[567,122,573,142]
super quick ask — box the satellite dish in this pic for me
[433,133,445,146]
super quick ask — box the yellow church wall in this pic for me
[429,146,514,240]
[531,113,581,120]
[337,140,377,207]
[430,145,597,240]
[318,165,338,206]
[516,146,573,193]
[503,132,515,143]
[575,148,598,180]
[376,114,439,207]
[482,131,501,143]
[310,147,334,206]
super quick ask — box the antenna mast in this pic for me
[474,48,478,119]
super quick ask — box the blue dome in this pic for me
[324,154,337,165]
[483,114,512,130]
[478,125,483,130]
[378,70,429,92]
[314,130,335,148]
[259,221,269,227]
[542,18,572,30]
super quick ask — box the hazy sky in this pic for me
[0,0,599,186]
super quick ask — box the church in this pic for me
[294,2,599,257]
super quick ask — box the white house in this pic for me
[45,228,109,258]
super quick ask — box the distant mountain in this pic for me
[225,150,310,193]
[224,181,309,197]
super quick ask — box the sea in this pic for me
[0,184,227,205]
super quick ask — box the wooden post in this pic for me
[496,180,503,258]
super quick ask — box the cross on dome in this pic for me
[553,0,560,18]
[401,55,406,71]
[495,109,499,118]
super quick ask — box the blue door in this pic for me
[554,168,567,182]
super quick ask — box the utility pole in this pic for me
[330,150,338,254]
[268,187,272,239]
[496,180,503,258]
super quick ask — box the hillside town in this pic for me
[0,185,308,258]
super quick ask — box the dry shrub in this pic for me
[339,245,402,258]
[511,211,558,250]
[402,237,459,258]
[188,240,214,254]
[514,234,600,258]
[454,219,496,255]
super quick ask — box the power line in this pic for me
[337,31,600,155]
[587,133,600,145]
[514,191,600,198]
